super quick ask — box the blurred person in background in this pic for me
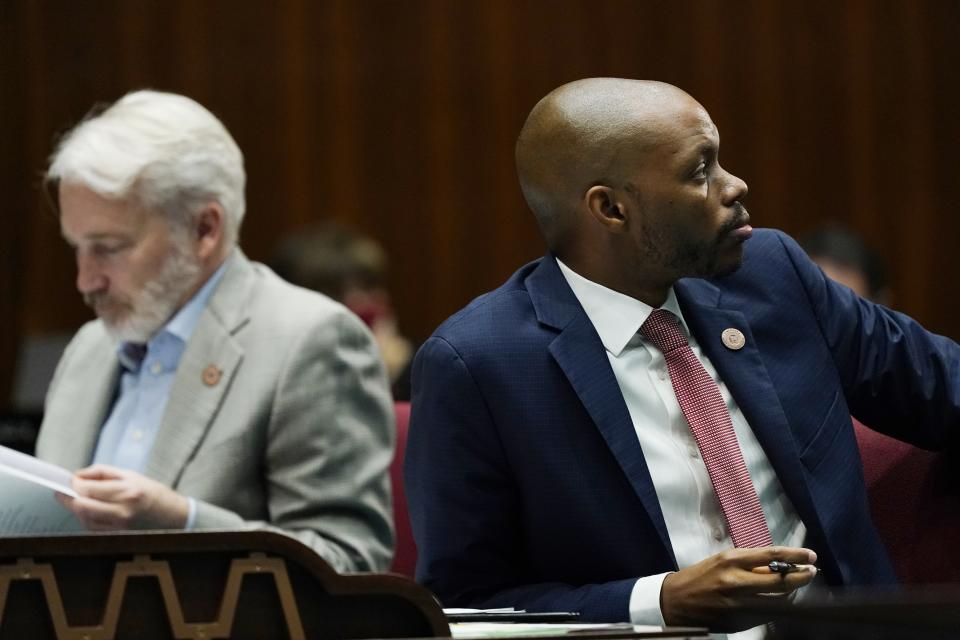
[799,224,892,305]
[271,222,414,400]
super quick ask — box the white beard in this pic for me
[100,236,202,344]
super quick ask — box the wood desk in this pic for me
[0,530,447,639]
[0,531,711,639]
[737,586,960,640]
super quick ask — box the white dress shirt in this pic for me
[557,259,808,640]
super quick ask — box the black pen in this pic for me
[768,560,799,574]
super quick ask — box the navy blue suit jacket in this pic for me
[404,229,960,621]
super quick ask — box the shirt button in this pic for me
[712,526,725,542]
[687,444,699,459]
[132,429,144,441]
[658,368,668,381]
[150,361,164,375]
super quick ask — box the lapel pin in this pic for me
[202,364,222,387]
[721,328,746,350]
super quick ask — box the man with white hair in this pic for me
[36,90,395,573]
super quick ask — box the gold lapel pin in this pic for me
[202,364,222,387]
[721,328,746,350]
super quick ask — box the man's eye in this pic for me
[692,163,707,180]
[92,244,126,257]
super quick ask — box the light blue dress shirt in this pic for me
[93,261,228,529]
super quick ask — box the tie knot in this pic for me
[639,309,688,354]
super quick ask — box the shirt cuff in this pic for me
[628,572,671,626]
[184,497,198,531]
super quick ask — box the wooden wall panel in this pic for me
[0,1,28,401]
[2,0,959,404]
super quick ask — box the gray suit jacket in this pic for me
[37,251,395,572]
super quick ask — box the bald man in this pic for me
[404,79,960,636]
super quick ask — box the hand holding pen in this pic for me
[754,560,818,576]
[660,547,818,632]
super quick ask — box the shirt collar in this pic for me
[163,258,229,343]
[117,257,230,370]
[555,257,689,357]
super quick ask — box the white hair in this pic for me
[47,90,246,246]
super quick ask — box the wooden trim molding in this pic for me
[0,531,449,639]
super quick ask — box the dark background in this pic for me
[2,0,959,406]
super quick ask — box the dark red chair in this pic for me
[854,419,960,584]
[389,402,417,577]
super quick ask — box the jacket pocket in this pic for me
[798,390,848,472]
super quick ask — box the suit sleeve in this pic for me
[193,309,396,573]
[776,231,960,448]
[405,336,636,622]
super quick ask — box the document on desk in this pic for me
[445,607,581,622]
[450,622,662,638]
[0,444,83,534]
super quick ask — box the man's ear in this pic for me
[194,202,225,260]
[584,185,627,233]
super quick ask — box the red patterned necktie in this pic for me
[640,309,773,548]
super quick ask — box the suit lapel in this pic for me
[527,257,676,562]
[144,252,253,487]
[675,278,820,526]
[527,258,827,562]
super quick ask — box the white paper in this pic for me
[0,445,83,535]
[451,623,659,639]
[444,608,522,614]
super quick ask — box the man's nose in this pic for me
[721,169,748,206]
[75,253,107,294]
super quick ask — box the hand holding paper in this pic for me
[56,464,189,531]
